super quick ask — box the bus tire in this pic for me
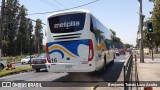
[103,54,107,71]
[114,53,116,59]
[110,55,114,65]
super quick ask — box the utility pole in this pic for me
[138,0,144,63]
[0,0,5,59]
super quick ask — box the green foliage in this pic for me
[110,29,116,36]
[110,29,125,49]
[149,0,160,53]
[124,44,133,48]
[1,0,44,56]
[0,66,32,77]
[34,19,43,55]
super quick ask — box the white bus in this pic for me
[45,9,115,72]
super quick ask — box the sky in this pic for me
[18,0,154,46]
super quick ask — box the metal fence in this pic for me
[123,54,133,90]
[134,54,139,90]
[123,53,139,90]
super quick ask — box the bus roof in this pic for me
[47,9,90,18]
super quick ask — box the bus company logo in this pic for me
[2,82,12,87]
[54,21,80,29]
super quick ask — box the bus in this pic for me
[45,9,115,72]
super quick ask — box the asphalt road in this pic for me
[0,54,129,90]
[12,63,31,67]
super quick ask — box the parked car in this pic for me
[0,59,7,70]
[21,55,37,64]
[31,53,47,72]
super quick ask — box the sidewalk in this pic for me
[137,57,160,90]
[136,53,160,59]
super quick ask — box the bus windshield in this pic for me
[48,13,86,33]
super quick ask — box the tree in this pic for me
[15,5,29,55]
[110,29,116,36]
[150,0,160,53]
[110,29,124,49]
[2,0,35,56]
[124,43,133,48]
[3,0,20,55]
[34,19,43,55]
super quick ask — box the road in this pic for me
[12,63,31,67]
[0,54,129,90]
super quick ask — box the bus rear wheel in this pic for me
[103,54,107,71]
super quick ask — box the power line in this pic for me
[28,0,100,15]
[45,0,62,9]
[40,0,60,10]
[51,0,66,8]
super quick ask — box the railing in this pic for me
[123,53,140,90]
[134,54,139,90]
[124,53,133,90]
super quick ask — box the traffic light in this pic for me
[147,22,153,32]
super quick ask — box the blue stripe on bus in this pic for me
[49,50,64,59]
[48,39,90,57]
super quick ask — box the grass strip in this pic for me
[0,66,32,77]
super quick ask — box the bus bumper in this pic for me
[45,63,96,72]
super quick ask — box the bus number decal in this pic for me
[51,58,57,63]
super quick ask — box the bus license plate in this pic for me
[65,65,72,69]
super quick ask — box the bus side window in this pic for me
[90,18,94,33]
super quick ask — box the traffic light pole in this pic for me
[151,39,154,61]
[149,33,154,61]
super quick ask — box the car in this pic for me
[0,59,7,70]
[115,49,126,56]
[119,49,126,55]
[131,48,137,54]
[31,53,47,72]
[21,55,37,64]
[126,48,132,54]
[115,48,120,56]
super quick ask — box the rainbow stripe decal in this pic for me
[47,39,89,59]
[97,40,107,51]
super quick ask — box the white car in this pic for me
[21,55,36,64]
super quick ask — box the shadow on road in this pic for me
[53,62,124,82]
[33,69,48,73]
